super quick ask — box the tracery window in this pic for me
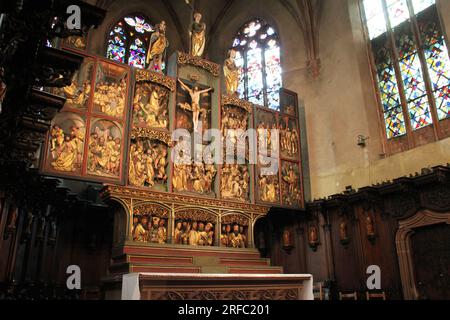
[106,15,153,69]
[232,19,282,110]
[362,0,450,151]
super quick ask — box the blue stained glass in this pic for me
[408,96,433,129]
[235,51,246,99]
[246,48,264,106]
[107,45,126,63]
[106,16,153,68]
[265,46,282,110]
[400,53,427,100]
[434,86,450,120]
[384,106,407,138]
[128,38,146,69]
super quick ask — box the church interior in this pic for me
[0,0,449,301]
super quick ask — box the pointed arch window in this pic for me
[232,19,282,110]
[362,0,450,151]
[106,15,154,69]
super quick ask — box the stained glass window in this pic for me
[362,0,450,140]
[232,19,282,110]
[373,35,406,138]
[106,15,153,69]
[417,7,450,120]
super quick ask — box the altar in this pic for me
[39,9,306,301]
[104,273,313,300]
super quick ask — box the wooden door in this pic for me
[411,223,450,300]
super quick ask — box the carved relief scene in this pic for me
[132,204,169,244]
[63,34,89,51]
[221,101,251,163]
[174,209,216,246]
[281,161,302,207]
[128,131,169,191]
[220,164,250,202]
[133,82,169,129]
[176,78,213,134]
[55,58,94,111]
[280,117,300,160]
[255,108,280,204]
[256,109,279,156]
[172,145,217,197]
[87,119,122,178]
[93,61,128,118]
[46,112,86,175]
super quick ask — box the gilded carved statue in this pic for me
[63,80,91,108]
[65,35,87,50]
[178,79,212,133]
[50,124,85,173]
[133,216,167,244]
[339,221,349,244]
[133,216,149,242]
[224,224,246,248]
[190,12,206,57]
[280,121,299,158]
[366,215,375,237]
[147,21,169,72]
[308,225,319,247]
[256,122,278,154]
[174,220,214,246]
[259,174,279,203]
[223,49,240,96]
[282,165,301,206]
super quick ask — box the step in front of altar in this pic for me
[108,243,283,275]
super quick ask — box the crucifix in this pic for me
[177,79,213,133]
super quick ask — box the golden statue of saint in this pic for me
[283,166,299,197]
[229,225,245,248]
[133,217,149,242]
[51,136,77,172]
[146,21,169,72]
[223,49,240,96]
[190,12,206,57]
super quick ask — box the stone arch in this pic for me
[395,210,450,299]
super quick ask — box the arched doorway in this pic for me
[396,210,450,300]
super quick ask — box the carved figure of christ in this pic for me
[178,78,213,132]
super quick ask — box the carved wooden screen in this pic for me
[361,0,450,154]
[41,54,130,184]
[255,89,304,208]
